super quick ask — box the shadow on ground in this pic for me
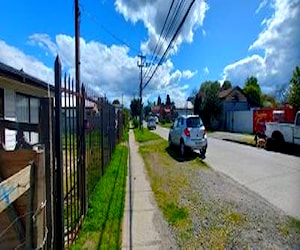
[165,146,199,162]
[223,138,300,157]
[265,141,300,157]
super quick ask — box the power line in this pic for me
[80,5,140,53]
[143,0,195,91]
[142,0,191,85]
[142,0,175,81]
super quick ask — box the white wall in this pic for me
[4,89,17,150]
[226,110,253,134]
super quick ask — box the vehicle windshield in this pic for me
[187,117,202,128]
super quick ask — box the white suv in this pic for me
[168,115,207,158]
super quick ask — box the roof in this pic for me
[151,106,161,113]
[0,62,54,92]
[218,86,244,99]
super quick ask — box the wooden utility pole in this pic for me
[75,0,80,94]
[137,54,146,128]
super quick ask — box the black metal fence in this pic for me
[0,56,124,249]
[53,56,123,248]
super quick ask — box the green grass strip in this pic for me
[71,144,128,250]
[133,128,161,142]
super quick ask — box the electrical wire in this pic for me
[143,0,195,91]
[80,4,140,53]
[142,0,184,82]
[142,0,175,81]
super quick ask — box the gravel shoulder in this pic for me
[139,138,300,249]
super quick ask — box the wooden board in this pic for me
[0,149,36,178]
[0,164,31,213]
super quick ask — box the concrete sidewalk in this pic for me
[121,130,176,249]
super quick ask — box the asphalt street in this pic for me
[152,125,300,219]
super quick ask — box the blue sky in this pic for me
[0,0,299,107]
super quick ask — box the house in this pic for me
[151,105,161,118]
[0,62,54,150]
[151,104,174,122]
[175,101,194,117]
[218,86,250,130]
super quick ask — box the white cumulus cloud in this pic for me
[0,40,54,84]
[1,33,197,107]
[115,0,209,56]
[203,66,209,75]
[223,0,300,94]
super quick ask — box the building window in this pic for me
[16,93,39,144]
[16,94,29,122]
[0,88,4,143]
[16,93,39,124]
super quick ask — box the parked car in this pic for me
[168,115,207,158]
[265,111,300,149]
[147,117,156,130]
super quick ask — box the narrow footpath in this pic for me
[121,130,176,249]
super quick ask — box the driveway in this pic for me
[152,125,300,219]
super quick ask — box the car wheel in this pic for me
[200,146,206,159]
[168,135,173,148]
[180,140,185,156]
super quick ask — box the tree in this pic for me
[157,95,161,106]
[261,93,277,108]
[112,99,120,105]
[221,80,232,91]
[166,94,171,106]
[198,81,222,128]
[130,98,141,118]
[188,88,198,105]
[288,66,300,110]
[143,100,153,118]
[193,92,201,115]
[243,76,262,107]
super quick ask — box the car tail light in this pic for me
[184,128,190,137]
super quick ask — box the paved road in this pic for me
[152,125,300,219]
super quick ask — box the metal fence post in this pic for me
[101,98,104,175]
[81,85,87,215]
[39,97,54,249]
[54,55,64,250]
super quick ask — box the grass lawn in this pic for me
[71,143,128,250]
[133,127,161,142]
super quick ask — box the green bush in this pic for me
[160,118,166,125]
[132,117,139,128]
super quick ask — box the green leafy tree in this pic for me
[112,99,120,105]
[143,101,152,118]
[166,94,171,106]
[198,81,222,128]
[130,98,141,118]
[243,76,262,107]
[221,80,232,90]
[261,94,277,108]
[288,66,300,110]
[157,95,161,106]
